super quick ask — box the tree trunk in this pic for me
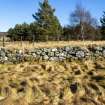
[20,36,23,47]
[2,35,5,47]
[32,34,35,46]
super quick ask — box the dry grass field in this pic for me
[0,59,105,105]
[1,41,105,49]
[0,41,105,105]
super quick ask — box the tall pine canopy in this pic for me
[100,12,105,40]
[32,0,62,41]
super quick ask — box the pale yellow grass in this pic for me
[1,41,105,49]
[0,59,105,105]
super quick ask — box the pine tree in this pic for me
[7,23,32,41]
[100,12,105,40]
[32,0,62,41]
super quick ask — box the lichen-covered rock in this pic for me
[103,50,105,57]
[51,48,57,52]
[49,57,58,61]
[0,45,105,63]
[76,50,85,58]
[42,55,49,60]
[48,52,55,57]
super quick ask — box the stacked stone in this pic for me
[88,45,105,57]
[0,45,105,63]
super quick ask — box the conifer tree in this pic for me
[100,12,105,40]
[32,0,62,41]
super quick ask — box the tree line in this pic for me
[7,0,105,41]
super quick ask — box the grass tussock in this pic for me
[0,59,105,105]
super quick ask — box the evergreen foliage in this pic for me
[100,12,105,40]
[32,0,62,41]
[7,1,102,41]
[8,23,32,41]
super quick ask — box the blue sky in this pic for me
[0,0,105,32]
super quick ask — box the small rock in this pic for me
[76,50,85,58]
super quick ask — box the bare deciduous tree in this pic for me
[70,4,99,40]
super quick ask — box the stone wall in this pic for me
[0,45,105,64]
